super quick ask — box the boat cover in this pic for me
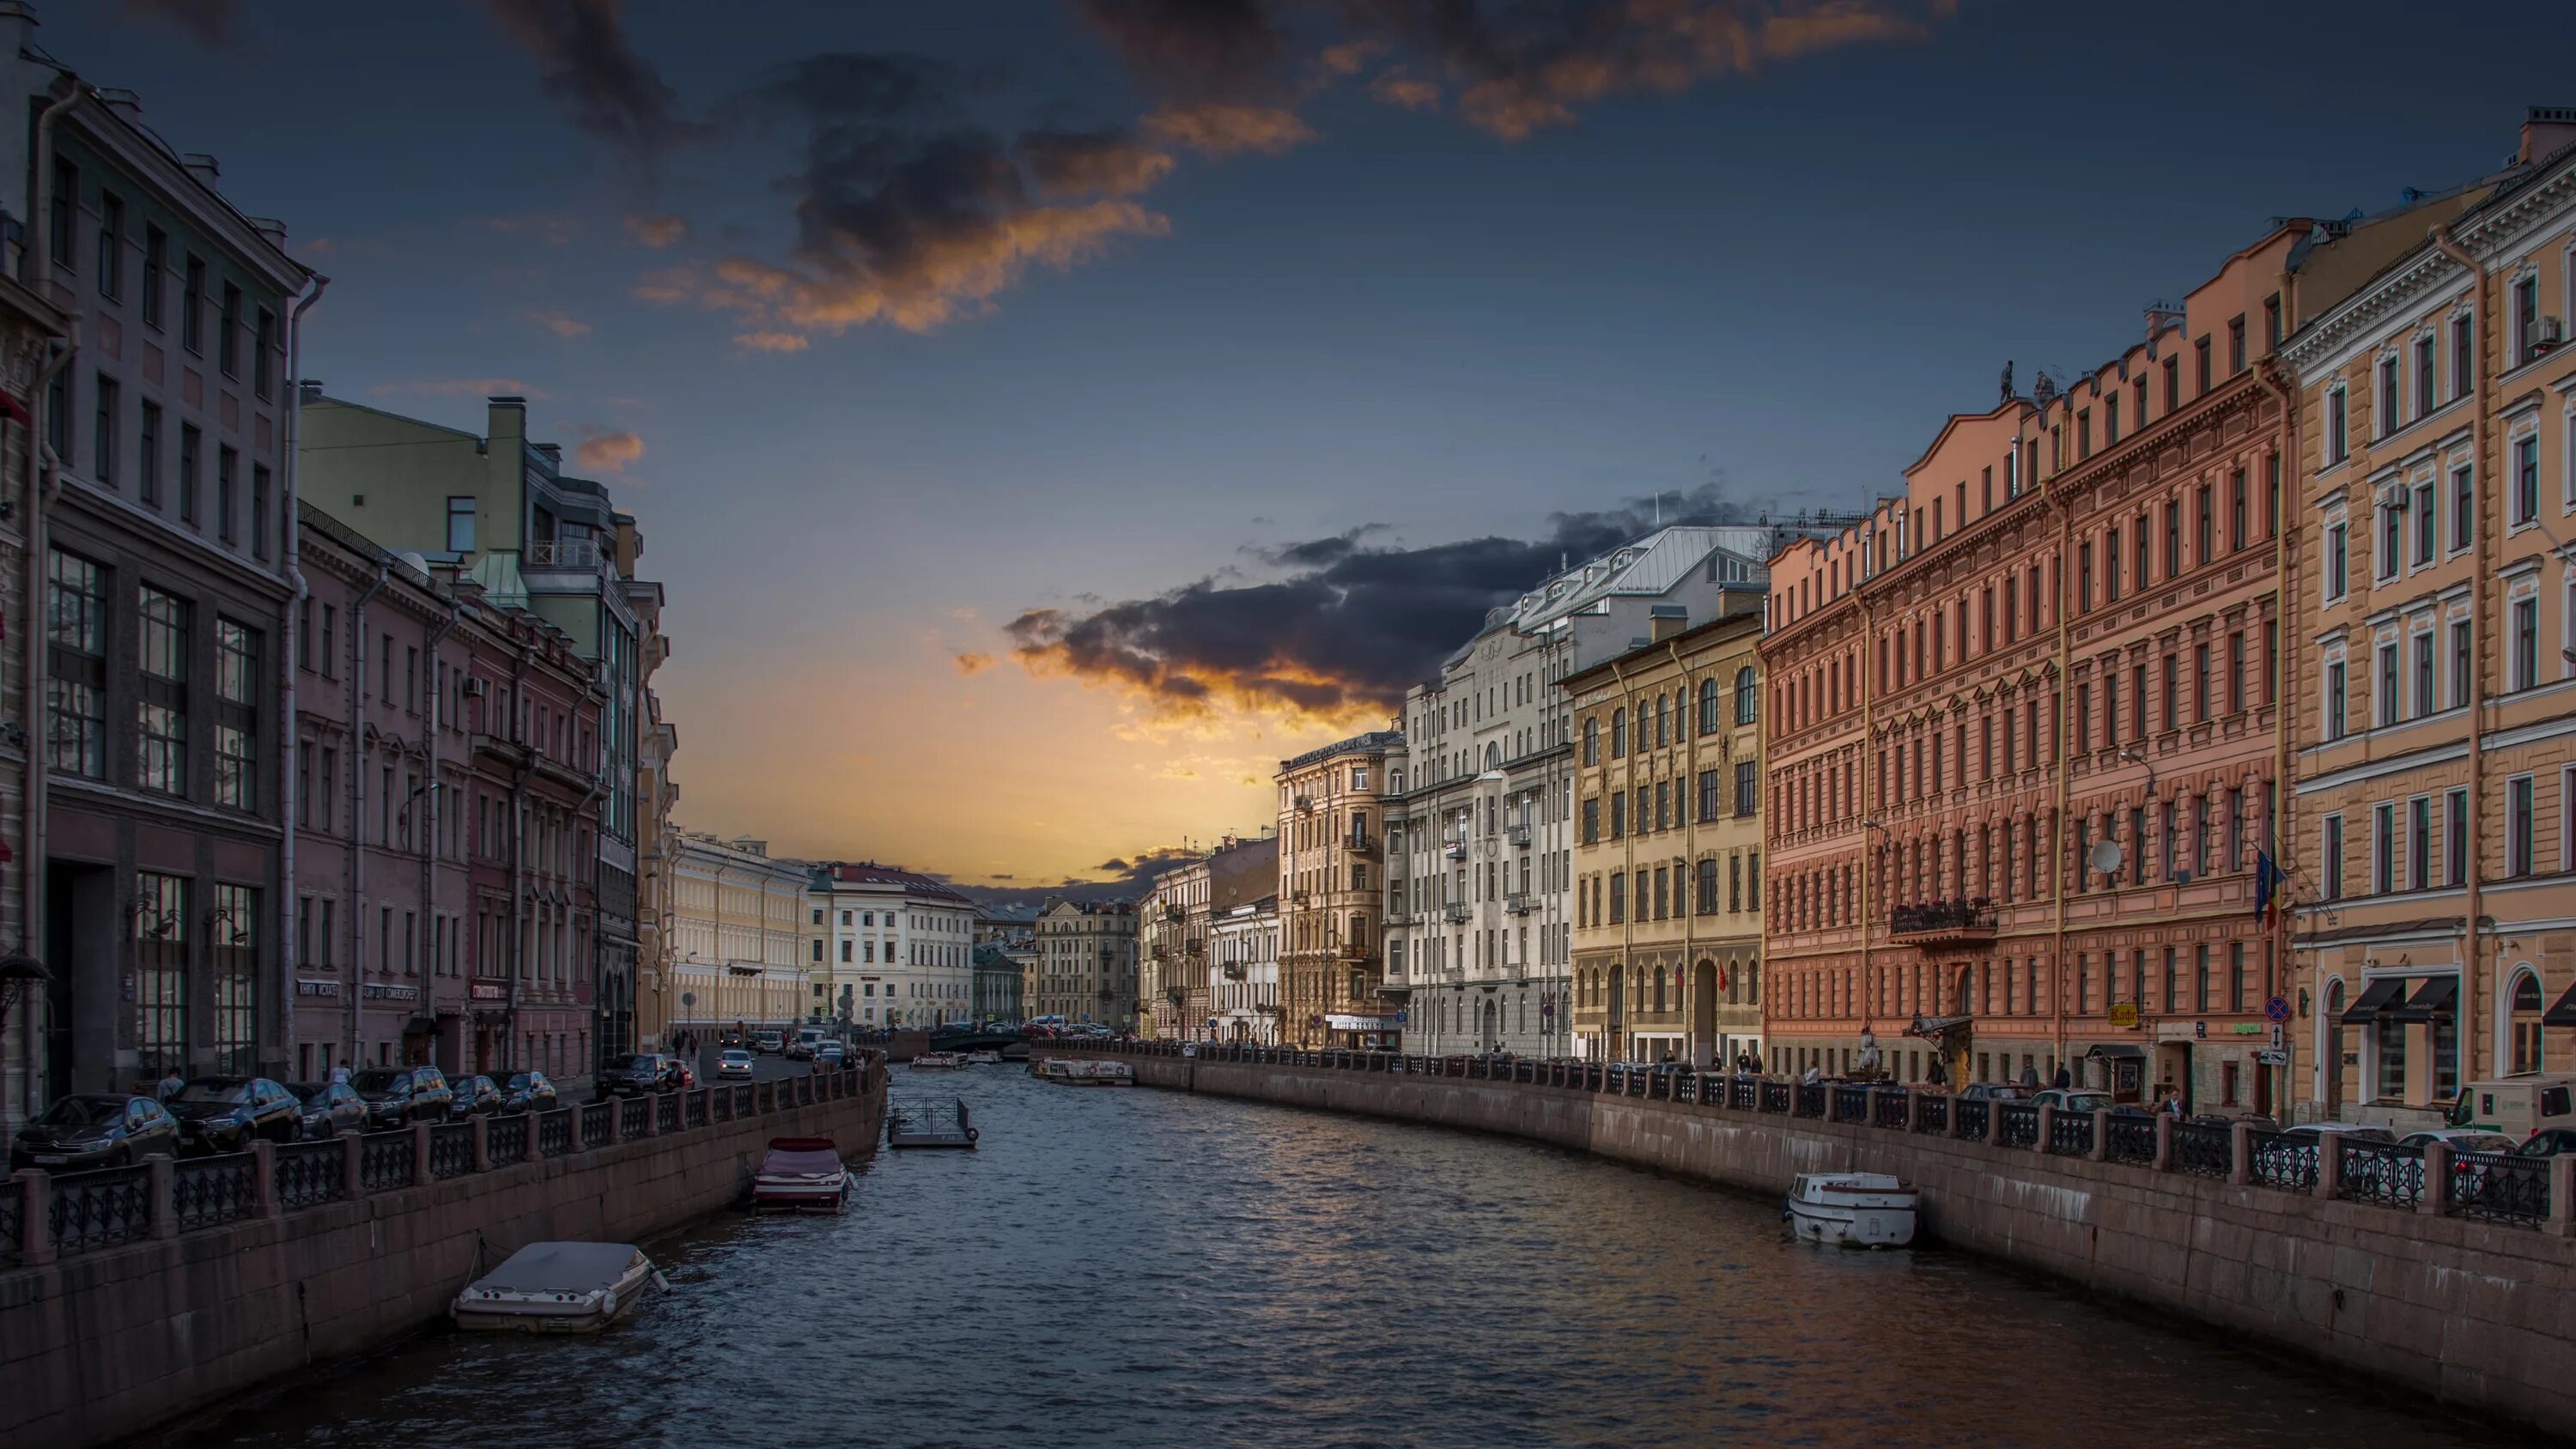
[470,1241,641,1294]
[761,1143,842,1176]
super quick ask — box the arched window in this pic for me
[2512,970,2546,1074]
[1735,666,1760,724]
[1582,717,1599,766]
[1656,694,1670,747]
[1483,741,1501,771]
[1699,677,1722,735]
[1611,708,1627,759]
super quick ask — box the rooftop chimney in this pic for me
[534,442,562,467]
[2522,106,2576,166]
[298,379,324,404]
[1649,604,1689,642]
[246,216,289,250]
[179,153,219,187]
[487,396,527,446]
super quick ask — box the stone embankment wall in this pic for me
[1072,1051,2573,1434]
[0,1071,884,1448]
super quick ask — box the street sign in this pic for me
[2263,995,2291,1023]
[2107,1003,2139,1028]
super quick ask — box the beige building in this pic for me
[665,831,815,1037]
[1145,835,1277,1040]
[1030,898,1139,1028]
[633,693,681,1051]
[2281,113,2576,1128]
[1278,732,1400,1048]
[1565,599,1769,1064]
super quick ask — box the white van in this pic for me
[2451,1076,2576,1139]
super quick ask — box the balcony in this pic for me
[1290,890,1312,907]
[1443,902,1471,924]
[1506,822,1531,847]
[523,537,603,573]
[1183,938,1204,955]
[1222,964,1247,981]
[1162,904,1185,922]
[1293,793,1314,813]
[1504,893,1534,916]
[1346,835,1382,860]
[1887,899,1999,947]
[1336,941,1374,963]
[1444,841,1467,862]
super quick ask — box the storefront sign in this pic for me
[1324,1014,1401,1031]
[2106,1003,2139,1028]
[295,978,341,998]
[362,982,419,1002]
[469,982,507,1002]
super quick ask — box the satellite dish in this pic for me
[2088,840,2124,876]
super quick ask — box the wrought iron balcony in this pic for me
[1162,904,1185,922]
[523,537,602,572]
[1183,937,1204,955]
[1504,893,1534,916]
[1887,899,1999,946]
[1336,941,1375,962]
[1443,902,1471,924]
[1444,841,1467,861]
[1346,835,1382,859]
[1290,890,1312,907]
[1506,822,1531,846]
[1222,964,1247,981]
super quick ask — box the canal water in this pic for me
[182,1068,2511,1449]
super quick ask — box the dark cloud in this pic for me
[485,0,703,163]
[1017,128,1176,198]
[1074,0,1292,98]
[1096,857,1132,873]
[994,485,1777,722]
[116,0,240,45]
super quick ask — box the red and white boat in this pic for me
[751,1136,854,1215]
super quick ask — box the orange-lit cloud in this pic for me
[572,425,644,472]
[624,212,690,248]
[1019,130,1176,198]
[955,652,995,676]
[732,330,811,353]
[1370,69,1442,112]
[529,308,592,338]
[1139,103,1315,157]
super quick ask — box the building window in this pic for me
[46,549,108,779]
[2325,518,2347,600]
[215,619,259,810]
[1698,768,1720,822]
[142,226,166,329]
[1698,677,1722,735]
[2515,274,2541,364]
[182,255,206,355]
[254,308,277,402]
[211,882,258,1074]
[1734,667,1759,724]
[2327,387,2348,464]
[2376,642,2398,728]
[136,872,190,1082]
[218,282,243,379]
[2321,815,2343,900]
[2513,597,2538,691]
[2373,803,2395,894]
[1610,707,1626,759]
[2228,315,2246,375]
[217,446,238,544]
[2451,465,2473,552]
[92,373,117,486]
[2447,787,2469,888]
[179,424,200,525]
[2515,434,2540,526]
[138,402,161,507]
[252,465,271,561]
[1735,760,1756,817]
[2509,775,2536,877]
[138,585,191,797]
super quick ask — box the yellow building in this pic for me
[665,831,817,1037]
[1566,598,1768,1064]
[1277,732,1400,1048]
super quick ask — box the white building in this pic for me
[1211,895,1281,1042]
[1387,523,1850,1057]
[812,863,978,1029]
[666,832,818,1036]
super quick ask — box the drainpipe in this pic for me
[1668,637,1698,1065]
[21,80,84,1110]
[2432,224,2492,1086]
[418,601,459,1068]
[344,565,388,1064]
[1606,656,1631,1059]
[504,628,532,1070]
[2256,355,2300,1117]
[2049,468,2074,1078]
[1857,591,1875,1079]
[276,274,327,1075]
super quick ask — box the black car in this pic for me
[287,1081,367,1139]
[348,1065,453,1131]
[500,1071,558,1115]
[2519,1128,2576,1157]
[604,1053,683,1098]
[164,1076,303,1155]
[448,1074,505,1119]
[10,1094,181,1170]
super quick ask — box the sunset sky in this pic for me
[82,0,2570,891]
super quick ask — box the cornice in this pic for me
[2455,157,2576,258]
[2280,250,2464,380]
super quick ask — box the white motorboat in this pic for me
[1783,1172,1917,1248]
[963,1049,1004,1064]
[1033,1057,1134,1086]
[751,1136,855,1212]
[451,1241,660,1332]
[909,1052,966,1070]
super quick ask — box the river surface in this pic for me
[179,1067,2512,1449]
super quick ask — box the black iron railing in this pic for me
[1996,1102,2040,1149]
[1874,1089,1910,1130]
[172,1153,258,1231]
[1794,1084,1826,1118]
[2246,1130,2317,1193]
[428,1123,476,1181]
[274,1139,347,1210]
[1832,1085,1869,1124]
[1952,1098,1990,1141]
[619,1098,649,1140]
[2047,1109,2094,1157]
[2336,1140,2423,1210]
[2171,1122,2232,1179]
[579,1101,614,1149]
[1914,1094,1949,1136]
[360,1131,415,1192]
[1887,899,1998,936]
[487,1115,529,1167]
[51,1164,153,1254]
[0,1177,21,1266]
[537,1107,575,1157]
[655,1093,680,1135]
[2451,1150,2551,1226]
[2105,1116,2157,1167]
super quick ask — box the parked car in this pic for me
[499,1071,558,1115]
[2028,1088,2115,1115]
[2394,1127,2514,1155]
[604,1053,684,1098]
[751,1031,785,1054]
[287,1080,368,1140]
[10,1094,181,1169]
[717,1048,756,1081]
[448,1075,505,1119]
[348,1065,454,1130]
[1958,1082,2028,1102]
[2517,1127,2576,1158]
[785,1038,815,1062]
[165,1076,304,1155]
[2276,1122,2392,1144]
[814,1040,847,1068]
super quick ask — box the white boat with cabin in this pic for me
[451,1241,661,1332]
[1783,1172,1917,1248]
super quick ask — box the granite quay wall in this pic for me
[1056,1043,2576,1434]
[0,1060,886,1449]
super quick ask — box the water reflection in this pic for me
[183,1070,2510,1448]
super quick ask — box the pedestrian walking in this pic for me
[331,1058,351,1087]
[156,1067,185,1102]
[2053,1064,2072,1089]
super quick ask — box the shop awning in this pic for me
[2341,976,2407,1022]
[2081,1044,2145,1060]
[2386,975,2458,1024]
[2545,980,2576,1029]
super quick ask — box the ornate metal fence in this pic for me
[2105,1115,2157,1167]
[2047,1110,2095,1158]
[1952,1098,1990,1141]
[428,1123,476,1181]
[685,1090,709,1129]
[50,1164,153,1254]
[172,1153,258,1232]
[486,1115,530,1167]
[1831,1086,1869,1124]
[1874,1090,1910,1130]
[2246,1130,2318,1193]
[2450,1149,2551,1227]
[360,1131,415,1191]
[536,1108,574,1158]
[655,1093,680,1135]
[274,1139,348,1210]
[1996,1102,2040,1149]
[0,1177,20,1266]
[2336,1140,2423,1210]
[1794,1084,1826,1118]
[619,1097,649,1139]
[2171,1122,2233,1179]
[1914,1094,1949,1136]
[578,1101,613,1149]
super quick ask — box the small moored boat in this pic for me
[1783,1172,1917,1248]
[909,1052,966,1070]
[751,1136,854,1213]
[452,1241,660,1332]
[886,1097,979,1149]
[963,1049,1004,1064]
[1033,1057,1134,1087]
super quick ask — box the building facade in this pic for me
[1564,598,1769,1064]
[1030,897,1138,1028]
[2281,114,2576,1129]
[665,832,811,1039]
[18,37,317,1107]
[1211,894,1280,1042]
[814,863,977,1029]
[1277,732,1399,1048]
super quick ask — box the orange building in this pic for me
[1762,230,2344,1113]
